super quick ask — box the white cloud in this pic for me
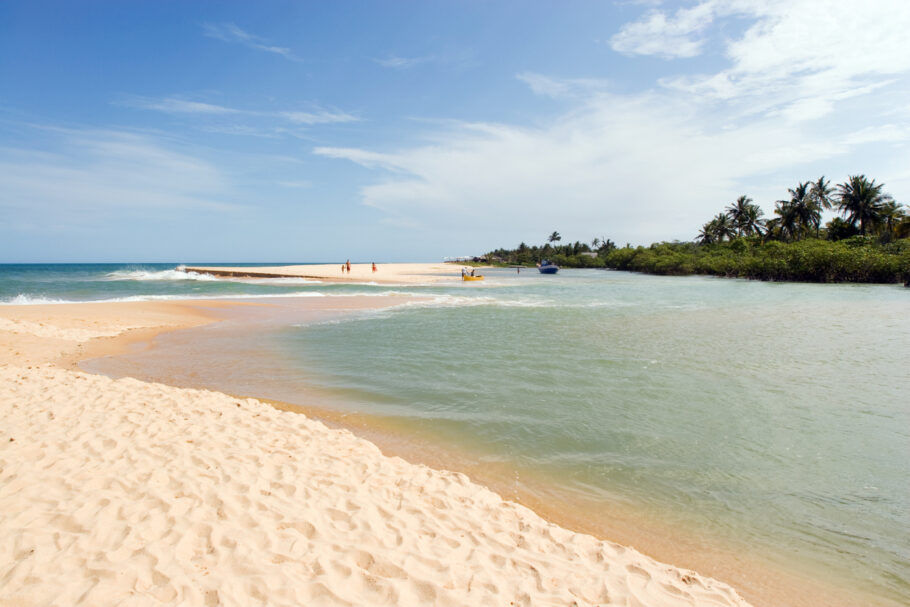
[202,22,302,61]
[610,1,718,58]
[314,0,910,244]
[373,55,430,69]
[123,97,240,115]
[279,110,358,125]
[0,128,239,221]
[119,96,358,132]
[655,0,910,122]
[516,73,610,99]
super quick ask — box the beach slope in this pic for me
[0,302,752,606]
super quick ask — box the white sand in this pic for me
[183,263,471,284]
[0,302,752,606]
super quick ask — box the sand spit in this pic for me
[183,263,467,284]
[0,300,752,606]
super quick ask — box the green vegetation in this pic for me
[487,174,910,284]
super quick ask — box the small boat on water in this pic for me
[461,267,484,281]
[537,260,559,274]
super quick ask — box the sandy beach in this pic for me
[0,297,753,606]
[182,263,470,284]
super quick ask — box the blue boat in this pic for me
[537,260,559,274]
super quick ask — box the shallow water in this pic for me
[271,270,910,605]
[8,264,909,605]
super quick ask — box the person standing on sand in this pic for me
[346,259,351,273]
[341,264,345,274]
[372,262,377,272]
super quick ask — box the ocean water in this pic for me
[5,264,909,605]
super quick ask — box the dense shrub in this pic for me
[601,238,910,283]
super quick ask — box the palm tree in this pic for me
[725,195,752,236]
[740,203,766,237]
[776,182,817,240]
[726,195,766,237]
[808,176,833,237]
[713,213,737,241]
[878,200,906,241]
[548,231,562,245]
[836,175,888,236]
[810,176,833,210]
[763,217,780,241]
[697,220,718,244]
[591,237,600,250]
[772,200,799,241]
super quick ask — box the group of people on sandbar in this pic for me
[340,260,378,274]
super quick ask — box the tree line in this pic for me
[699,175,908,244]
[485,174,910,284]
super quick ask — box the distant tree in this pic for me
[772,200,798,241]
[698,214,736,244]
[811,176,833,210]
[778,182,818,240]
[712,213,737,241]
[726,195,752,235]
[548,231,562,245]
[726,195,765,236]
[697,221,717,244]
[806,176,834,237]
[825,217,858,241]
[836,175,889,236]
[878,200,906,241]
[592,237,601,249]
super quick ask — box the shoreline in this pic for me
[1,294,899,606]
[0,295,756,606]
[182,262,472,285]
[80,316,888,607]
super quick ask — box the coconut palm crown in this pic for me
[836,175,889,235]
[726,195,765,236]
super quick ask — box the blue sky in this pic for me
[2,1,909,262]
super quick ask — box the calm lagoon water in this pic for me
[6,264,909,605]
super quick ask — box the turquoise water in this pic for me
[5,264,909,605]
[0,263,345,303]
[273,270,909,605]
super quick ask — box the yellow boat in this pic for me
[462,274,484,281]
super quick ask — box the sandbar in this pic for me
[183,262,470,284]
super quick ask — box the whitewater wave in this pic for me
[104,268,325,286]
[0,291,331,305]
[105,269,220,282]
[0,290,441,306]
[0,294,72,305]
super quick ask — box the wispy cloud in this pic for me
[373,55,431,70]
[278,110,358,125]
[0,127,239,220]
[203,22,302,62]
[617,0,910,125]
[315,0,910,244]
[610,1,717,59]
[516,73,610,99]
[123,97,240,115]
[118,96,358,134]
